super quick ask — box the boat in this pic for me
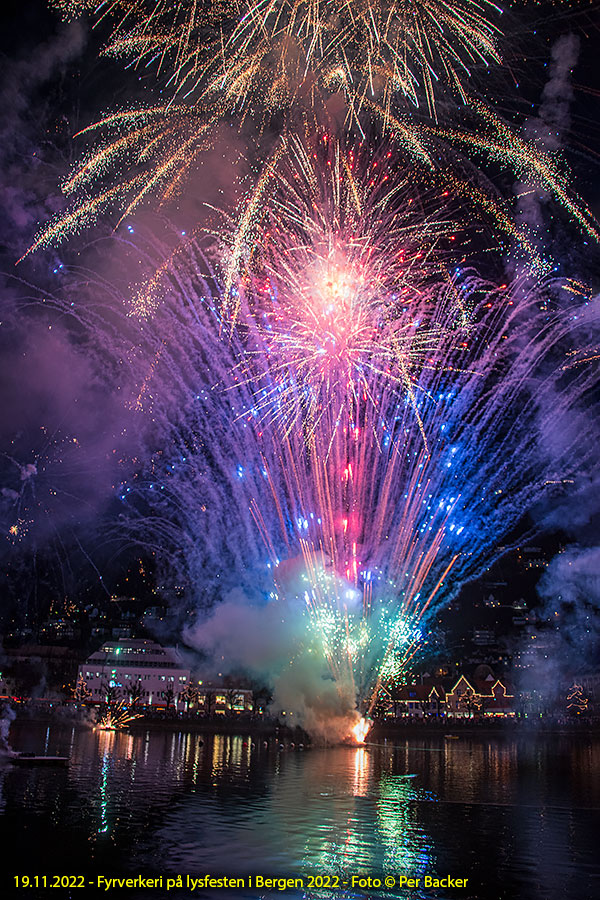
[9,752,69,766]
[444,734,459,740]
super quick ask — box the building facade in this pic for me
[79,638,190,708]
[382,673,515,718]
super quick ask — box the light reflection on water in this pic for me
[2,723,600,900]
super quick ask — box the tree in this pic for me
[225,687,243,714]
[250,686,270,717]
[201,689,216,717]
[162,686,175,710]
[128,679,144,706]
[566,683,588,716]
[370,688,389,719]
[458,687,482,718]
[9,659,45,698]
[387,679,405,718]
[179,682,199,711]
[72,673,91,702]
[100,681,120,706]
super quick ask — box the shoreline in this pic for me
[7,708,600,739]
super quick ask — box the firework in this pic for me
[95,700,142,731]
[52,1,503,117]
[351,717,371,743]
[19,105,218,260]
[203,0,502,123]
[33,1,596,257]
[223,136,474,440]
[21,1,598,744]
[60,199,595,726]
[431,101,600,242]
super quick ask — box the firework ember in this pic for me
[52,1,503,116]
[33,0,595,256]
[95,701,142,732]
[351,717,371,744]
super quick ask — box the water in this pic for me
[2,721,599,899]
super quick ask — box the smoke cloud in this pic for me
[184,591,360,743]
[515,33,580,233]
[537,545,600,658]
[0,18,86,254]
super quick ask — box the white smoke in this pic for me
[0,705,16,755]
[515,33,580,232]
[184,559,364,743]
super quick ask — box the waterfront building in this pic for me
[383,684,445,718]
[444,674,515,717]
[195,686,254,715]
[79,638,190,708]
[383,672,515,718]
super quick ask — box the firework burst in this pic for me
[68,210,595,722]
[53,1,503,117]
[95,700,142,731]
[224,136,473,441]
[34,1,597,258]
[21,1,598,742]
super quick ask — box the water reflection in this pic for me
[292,748,435,889]
[376,774,432,876]
[3,723,600,900]
[353,747,369,797]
